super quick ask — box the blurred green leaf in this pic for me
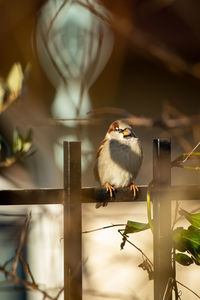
[22,129,32,153]
[175,253,193,266]
[13,128,33,155]
[0,62,30,114]
[173,226,200,265]
[179,208,200,228]
[23,142,32,153]
[0,80,7,106]
[13,128,23,153]
[147,189,153,233]
[183,152,200,158]
[124,220,150,234]
[172,152,200,170]
[173,227,187,252]
[182,166,200,171]
[7,63,24,96]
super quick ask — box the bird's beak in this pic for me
[122,128,133,137]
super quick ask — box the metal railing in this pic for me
[0,139,200,300]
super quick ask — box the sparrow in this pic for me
[94,119,143,207]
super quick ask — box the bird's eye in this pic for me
[116,127,123,133]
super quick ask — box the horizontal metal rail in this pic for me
[0,185,199,205]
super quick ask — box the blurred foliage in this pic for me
[124,220,150,234]
[173,225,200,266]
[121,205,200,268]
[0,63,33,168]
[179,208,200,229]
[172,151,200,171]
[120,159,200,285]
[0,63,29,113]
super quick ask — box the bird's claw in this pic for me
[105,182,115,198]
[130,183,139,198]
[95,183,115,208]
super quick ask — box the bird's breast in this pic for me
[96,138,142,187]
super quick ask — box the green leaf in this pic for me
[173,226,200,264]
[147,189,153,233]
[179,208,200,228]
[175,253,193,266]
[22,142,32,153]
[13,128,23,153]
[124,220,150,234]
[22,129,33,153]
[13,128,33,155]
[173,227,187,252]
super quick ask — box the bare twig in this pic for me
[182,142,200,163]
[10,213,30,275]
[0,92,20,114]
[39,23,67,84]
[163,278,174,300]
[118,230,153,267]
[46,0,69,38]
[19,254,36,285]
[55,287,64,300]
[173,279,200,299]
[0,264,63,300]
[82,223,127,234]
[0,212,63,300]
[75,0,200,81]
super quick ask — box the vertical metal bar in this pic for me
[64,141,82,300]
[153,139,172,300]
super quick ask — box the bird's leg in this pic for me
[95,183,115,208]
[105,182,115,198]
[130,183,139,198]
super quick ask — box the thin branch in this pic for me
[175,206,200,224]
[182,141,200,163]
[118,230,153,267]
[0,212,63,300]
[75,0,200,81]
[3,256,15,269]
[55,287,64,300]
[172,248,180,300]
[0,93,20,114]
[11,213,30,275]
[39,23,67,84]
[19,254,36,285]
[0,279,14,286]
[0,264,61,300]
[46,0,69,38]
[82,223,127,234]
[163,278,174,300]
[174,279,200,299]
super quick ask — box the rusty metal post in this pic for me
[64,141,82,300]
[153,139,172,300]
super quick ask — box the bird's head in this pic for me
[106,120,137,140]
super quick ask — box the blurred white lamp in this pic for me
[37,0,114,171]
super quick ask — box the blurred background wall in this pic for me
[0,0,200,299]
[0,0,200,189]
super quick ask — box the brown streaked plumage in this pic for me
[94,119,143,207]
